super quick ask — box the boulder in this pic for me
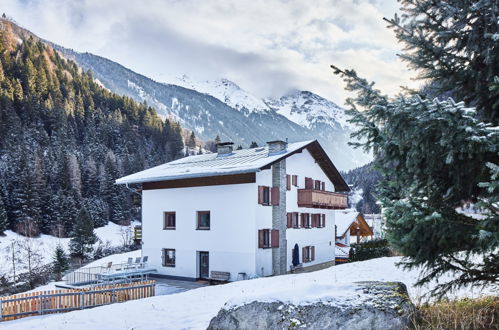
[208,281,415,330]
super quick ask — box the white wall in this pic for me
[255,168,274,277]
[142,182,257,280]
[254,149,337,275]
[285,149,336,269]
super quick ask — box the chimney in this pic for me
[267,140,288,154]
[217,142,234,155]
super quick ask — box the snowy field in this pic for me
[3,256,495,330]
[0,222,138,280]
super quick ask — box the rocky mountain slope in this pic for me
[55,48,371,170]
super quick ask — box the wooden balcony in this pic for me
[297,189,348,209]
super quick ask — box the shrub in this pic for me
[349,238,391,261]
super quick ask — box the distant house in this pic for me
[116,140,350,281]
[334,209,373,263]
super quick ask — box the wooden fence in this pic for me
[0,280,155,322]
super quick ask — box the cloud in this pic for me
[2,0,419,105]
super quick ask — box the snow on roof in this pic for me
[334,209,359,237]
[116,140,314,185]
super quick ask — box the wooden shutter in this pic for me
[260,229,265,248]
[271,187,280,205]
[302,247,307,262]
[258,186,264,204]
[322,214,326,228]
[271,229,279,248]
[305,177,313,189]
[300,213,305,227]
[287,213,293,228]
[321,182,325,191]
[311,246,315,261]
[286,175,291,190]
[292,175,297,186]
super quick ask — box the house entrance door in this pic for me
[199,251,209,279]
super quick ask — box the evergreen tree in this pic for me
[214,135,221,144]
[331,1,498,297]
[188,131,196,148]
[52,244,69,280]
[69,207,97,261]
[383,0,498,124]
[0,194,7,233]
[249,141,258,148]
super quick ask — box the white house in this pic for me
[116,140,349,281]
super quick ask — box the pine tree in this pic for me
[69,207,97,261]
[383,0,498,124]
[249,141,258,148]
[188,131,196,148]
[52,244,69,280]
[214,135,221,144]
[331,1,498,297]
[0,194,8,234]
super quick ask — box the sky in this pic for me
[3,0,419,105]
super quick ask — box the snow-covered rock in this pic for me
[208,281,415,330]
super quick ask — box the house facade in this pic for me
[117,140,349,281]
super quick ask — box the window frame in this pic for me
[162,248,176,267]
[262,186,270,205]
[292,212,300,228]
[163,211,176,230]
[197,211,211,230]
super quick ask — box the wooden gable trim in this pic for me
[349,214,374,237]
[142,172,256,190]
[259,140,349,192]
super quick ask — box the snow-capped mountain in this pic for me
[166,75,271,115]
[54,46,370,170]
[266,90,353,130]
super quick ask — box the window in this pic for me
[305,177,313,189]
[258,229,279,248]
[300,213,311,228]
[163,212,176,230]
[302,246,315,263]
[320,214,326,228]
[286,212,301,229]
[162,248,175,267]
[314,180,322,190]
[258,186,270,205]
[197,211,210,230]
[292,175,298,187]
[258,186,279,206]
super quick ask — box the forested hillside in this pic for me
[0,21,184,237]
[343,162,381,214]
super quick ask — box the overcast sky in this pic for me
[3,0,419,105]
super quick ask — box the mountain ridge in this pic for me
[52,44,370,170]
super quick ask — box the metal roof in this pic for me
[116,139,350,192]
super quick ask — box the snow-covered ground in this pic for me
[0,222,138,281]
[3,256,495,330]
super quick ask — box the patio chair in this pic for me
[141,256,149,268]
[103,261,113,273]
[124,257,134,270]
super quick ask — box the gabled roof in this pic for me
[116,140,349,192]
[335,209,359,237]
[335,209,374,237]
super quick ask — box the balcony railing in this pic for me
[297,189,348,209]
